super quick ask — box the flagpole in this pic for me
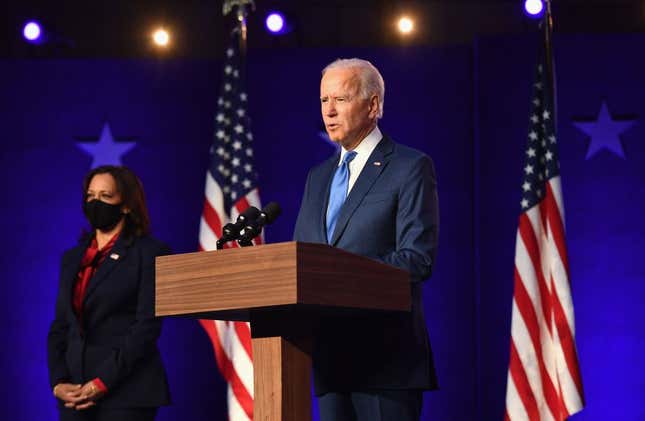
[223,0,255,69]
[543,0,557,127]
[543,0,554,85]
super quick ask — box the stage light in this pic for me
[524,0,544,17]
[152,28,170,47]
[397,16,414,34]
[266,12,285,34]
[23,21,42,43]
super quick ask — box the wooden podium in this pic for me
[155,241,410,421]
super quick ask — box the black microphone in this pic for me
[237,202,282,245]
[216,206,261,249]
[256,202,282,227]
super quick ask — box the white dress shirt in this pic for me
[338,126,382,196]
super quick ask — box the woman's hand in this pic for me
[53,383,83,408]
[73,380,106,410]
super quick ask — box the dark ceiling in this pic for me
[2,0,644,58]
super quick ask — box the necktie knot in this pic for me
[342,151,357,166]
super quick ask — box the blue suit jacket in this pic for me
[294,134,440,395]
[47,234,171,408]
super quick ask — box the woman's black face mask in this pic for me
[83,199,124,231]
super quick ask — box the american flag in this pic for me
[504,30,585,420]
[197,28,259,421]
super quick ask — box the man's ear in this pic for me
[368,95,380,118]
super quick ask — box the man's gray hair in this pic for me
[322,58,385,118]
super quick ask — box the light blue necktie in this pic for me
[326,151,357,243]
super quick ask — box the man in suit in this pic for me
[294,58,439,421]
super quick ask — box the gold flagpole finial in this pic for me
[223,0,255,47]
[223,0,255,21]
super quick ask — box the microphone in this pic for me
[216,206,261,249]
[256,202,282,227]
[237,202,282,245]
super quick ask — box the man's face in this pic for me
[320,67,378,150]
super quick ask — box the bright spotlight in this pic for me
[23,21,42,43]
[152,28,170,47]
[266,12,286,34]
[397,16,414,34]
[524,0,544,17]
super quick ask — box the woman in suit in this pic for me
[47,165,170,421]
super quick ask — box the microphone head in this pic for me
[261,202,282,225]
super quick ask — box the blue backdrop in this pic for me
[0,33,642,420]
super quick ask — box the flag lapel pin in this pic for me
[373,161,381,166]
[110,253,120,260]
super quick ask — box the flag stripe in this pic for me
[548,176,566,226]
[199,319,254,419]
[509,339,541,421]
[199,216,219,251]
[234,195,250,218]
[512,267,559,419]
[544,182,584,399]
[205,171,227,218]
[519,213,553,334]
[549,275,584,402]
[544,182,569,275]
[215,320,254,396]
[203,198,224,237]
[228,384,251,421]
[515,224,561,390]
[550,275,584,414]
[233,320,253,360]
[505,377,528,421]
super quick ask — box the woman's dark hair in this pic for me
[82,165,151,238]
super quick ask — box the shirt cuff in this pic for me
[92,378,108,393]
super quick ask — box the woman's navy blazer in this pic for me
[47,234,171,408]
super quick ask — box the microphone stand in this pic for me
[237,224,261,247]
[237,238,254,247]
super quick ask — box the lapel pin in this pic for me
[110,253,120,260]
[373,161,382,166]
